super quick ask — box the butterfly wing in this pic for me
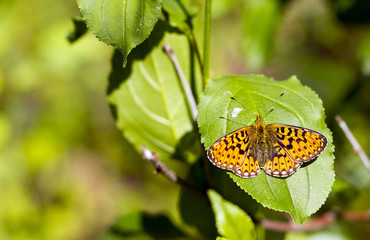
[262,124,327,178]
[267,124,327,163]
[263,139,302,177]
[207,126,260,178]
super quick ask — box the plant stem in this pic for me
[188,32,203,75]
[261,210,370,232]
[173,0,203,77]
[336,115,370,170]
[163,44,198,121]
[261,211,336,232]
[141,145,209,202]
[203,0,213,86]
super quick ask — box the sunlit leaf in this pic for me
[208,189,256,240]
[77,0,161,66]
[108,21,194,158]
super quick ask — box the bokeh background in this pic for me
[1,0,370,239]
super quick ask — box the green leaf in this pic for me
[162,0,198,33]
[77,0,161,66]
[108,21,193,159]
[198,74,335,223]
[208,190,256,240]
[209,164,260,216]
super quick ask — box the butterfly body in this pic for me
[207,113,327,178]
[254,116,270,167]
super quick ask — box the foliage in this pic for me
[108,21,194,158]
[77,0,162,66]
[208,189,256,240]
[2,0,370,239]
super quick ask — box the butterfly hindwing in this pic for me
[207,126,260,178]
[237,140,260,178]
[267,124,327,163]
[263,140,302,177]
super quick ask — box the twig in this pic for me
[335,115,370,170]
[162,44,198,121]
[261,211,336,232]
[141,145,208,202]
[262,210,370,232]
[341,210,370,221]
[162,45,212,189]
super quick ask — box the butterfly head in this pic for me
[231,93,284,124]
[255,114,263,123]
[254,114,266,134]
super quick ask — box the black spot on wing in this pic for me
[275,133,285,141]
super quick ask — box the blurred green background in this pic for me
[0,0,180,239]
[1,0,370,239]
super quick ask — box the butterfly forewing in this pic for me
[267,124,328,163]
[207,127,260,178]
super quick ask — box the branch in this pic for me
[163,44,198,121]
[261,210,370,232]
[141,145,208,202]
[335,115,370,170]
[341,210,370,221]
[261,211,336,232]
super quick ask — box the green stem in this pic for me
[188,32,203,75]
[203,0,212,87]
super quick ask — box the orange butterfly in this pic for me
[207,94,327,178]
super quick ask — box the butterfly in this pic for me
[207,93,328,178]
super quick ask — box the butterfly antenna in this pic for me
[230,97,257,117]
[219,117,245,127]
[261,93,284,119]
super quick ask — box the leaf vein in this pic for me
[119,102,175,153]
[101,0,114,44]
[151,53,179,141]
[138,62,160,91]
[127,80,170,125]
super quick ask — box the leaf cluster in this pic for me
[73,0,370,239]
